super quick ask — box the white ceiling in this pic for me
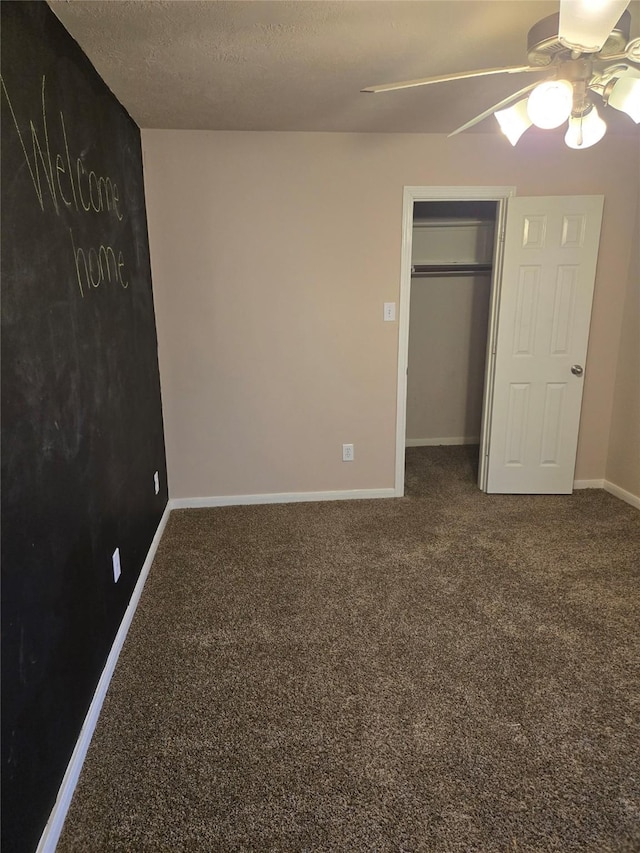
[48,0,640,135]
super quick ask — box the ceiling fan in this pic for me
[362,0,640,148]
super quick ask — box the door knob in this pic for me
[571,364,584,376]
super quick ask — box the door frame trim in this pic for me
[394,185,516,496]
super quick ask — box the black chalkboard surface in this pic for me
[1,3,168,850]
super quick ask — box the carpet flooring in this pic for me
[58,447,640,852]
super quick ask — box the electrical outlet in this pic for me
[112,547,121,583]
[154,470,160,495]
[384,302,396,322]
[342,443,354,462]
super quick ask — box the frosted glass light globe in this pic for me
[565,107,607,149]
[495,99,532,146]
[608,76,640,123]
[527,80,574,129]
[559,0,629,52]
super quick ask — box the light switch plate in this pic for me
[112,548,121,583]
[384,302,396,322]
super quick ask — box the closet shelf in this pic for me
[411,263,493,278]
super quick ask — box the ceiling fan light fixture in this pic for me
[527,79,574,128]
[606,76,640,122]
[495,99,533,145]
[558,0,630,53]
[565,105,607,148]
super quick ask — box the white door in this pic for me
[486,195,604,494]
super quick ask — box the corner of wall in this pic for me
[605,187,640,502]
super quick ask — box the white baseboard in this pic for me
[36,503,171,853]
[170,487,396,509]
[573,478,640,510]
[604,480,640,510]
[405,436,480,447]
[573,479,605,489]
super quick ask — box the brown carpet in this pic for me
[58,447,640,852]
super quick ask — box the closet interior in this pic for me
[406,200,498,470]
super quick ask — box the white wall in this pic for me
[141,129,638,499]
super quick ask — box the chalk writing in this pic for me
[1,74,123,220]
[1,72,129,299]
[69,229,128,298]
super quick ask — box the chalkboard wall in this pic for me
[1,3,168,850]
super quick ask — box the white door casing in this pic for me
[395,186,515,497]
[486,195,604,494]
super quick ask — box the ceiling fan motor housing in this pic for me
[527,10,631,65]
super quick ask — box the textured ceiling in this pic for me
[48,0,640,134]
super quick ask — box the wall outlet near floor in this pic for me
[154,470,160,495]
[112,547,121,583]
[342,443,355,462]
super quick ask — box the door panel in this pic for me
[486,195,603,494]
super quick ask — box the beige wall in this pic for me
[407,218,494,445]
[606,179,640,499]
[406,274,490,444]
[141,129,638,499]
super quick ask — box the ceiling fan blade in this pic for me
[361,65,546,94]
[559,0,630,53]
[447,82,541,137]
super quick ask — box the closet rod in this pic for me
[411,263,492,277]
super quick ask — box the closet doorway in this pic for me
[407,200,496,458]
[394,186,515,496]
